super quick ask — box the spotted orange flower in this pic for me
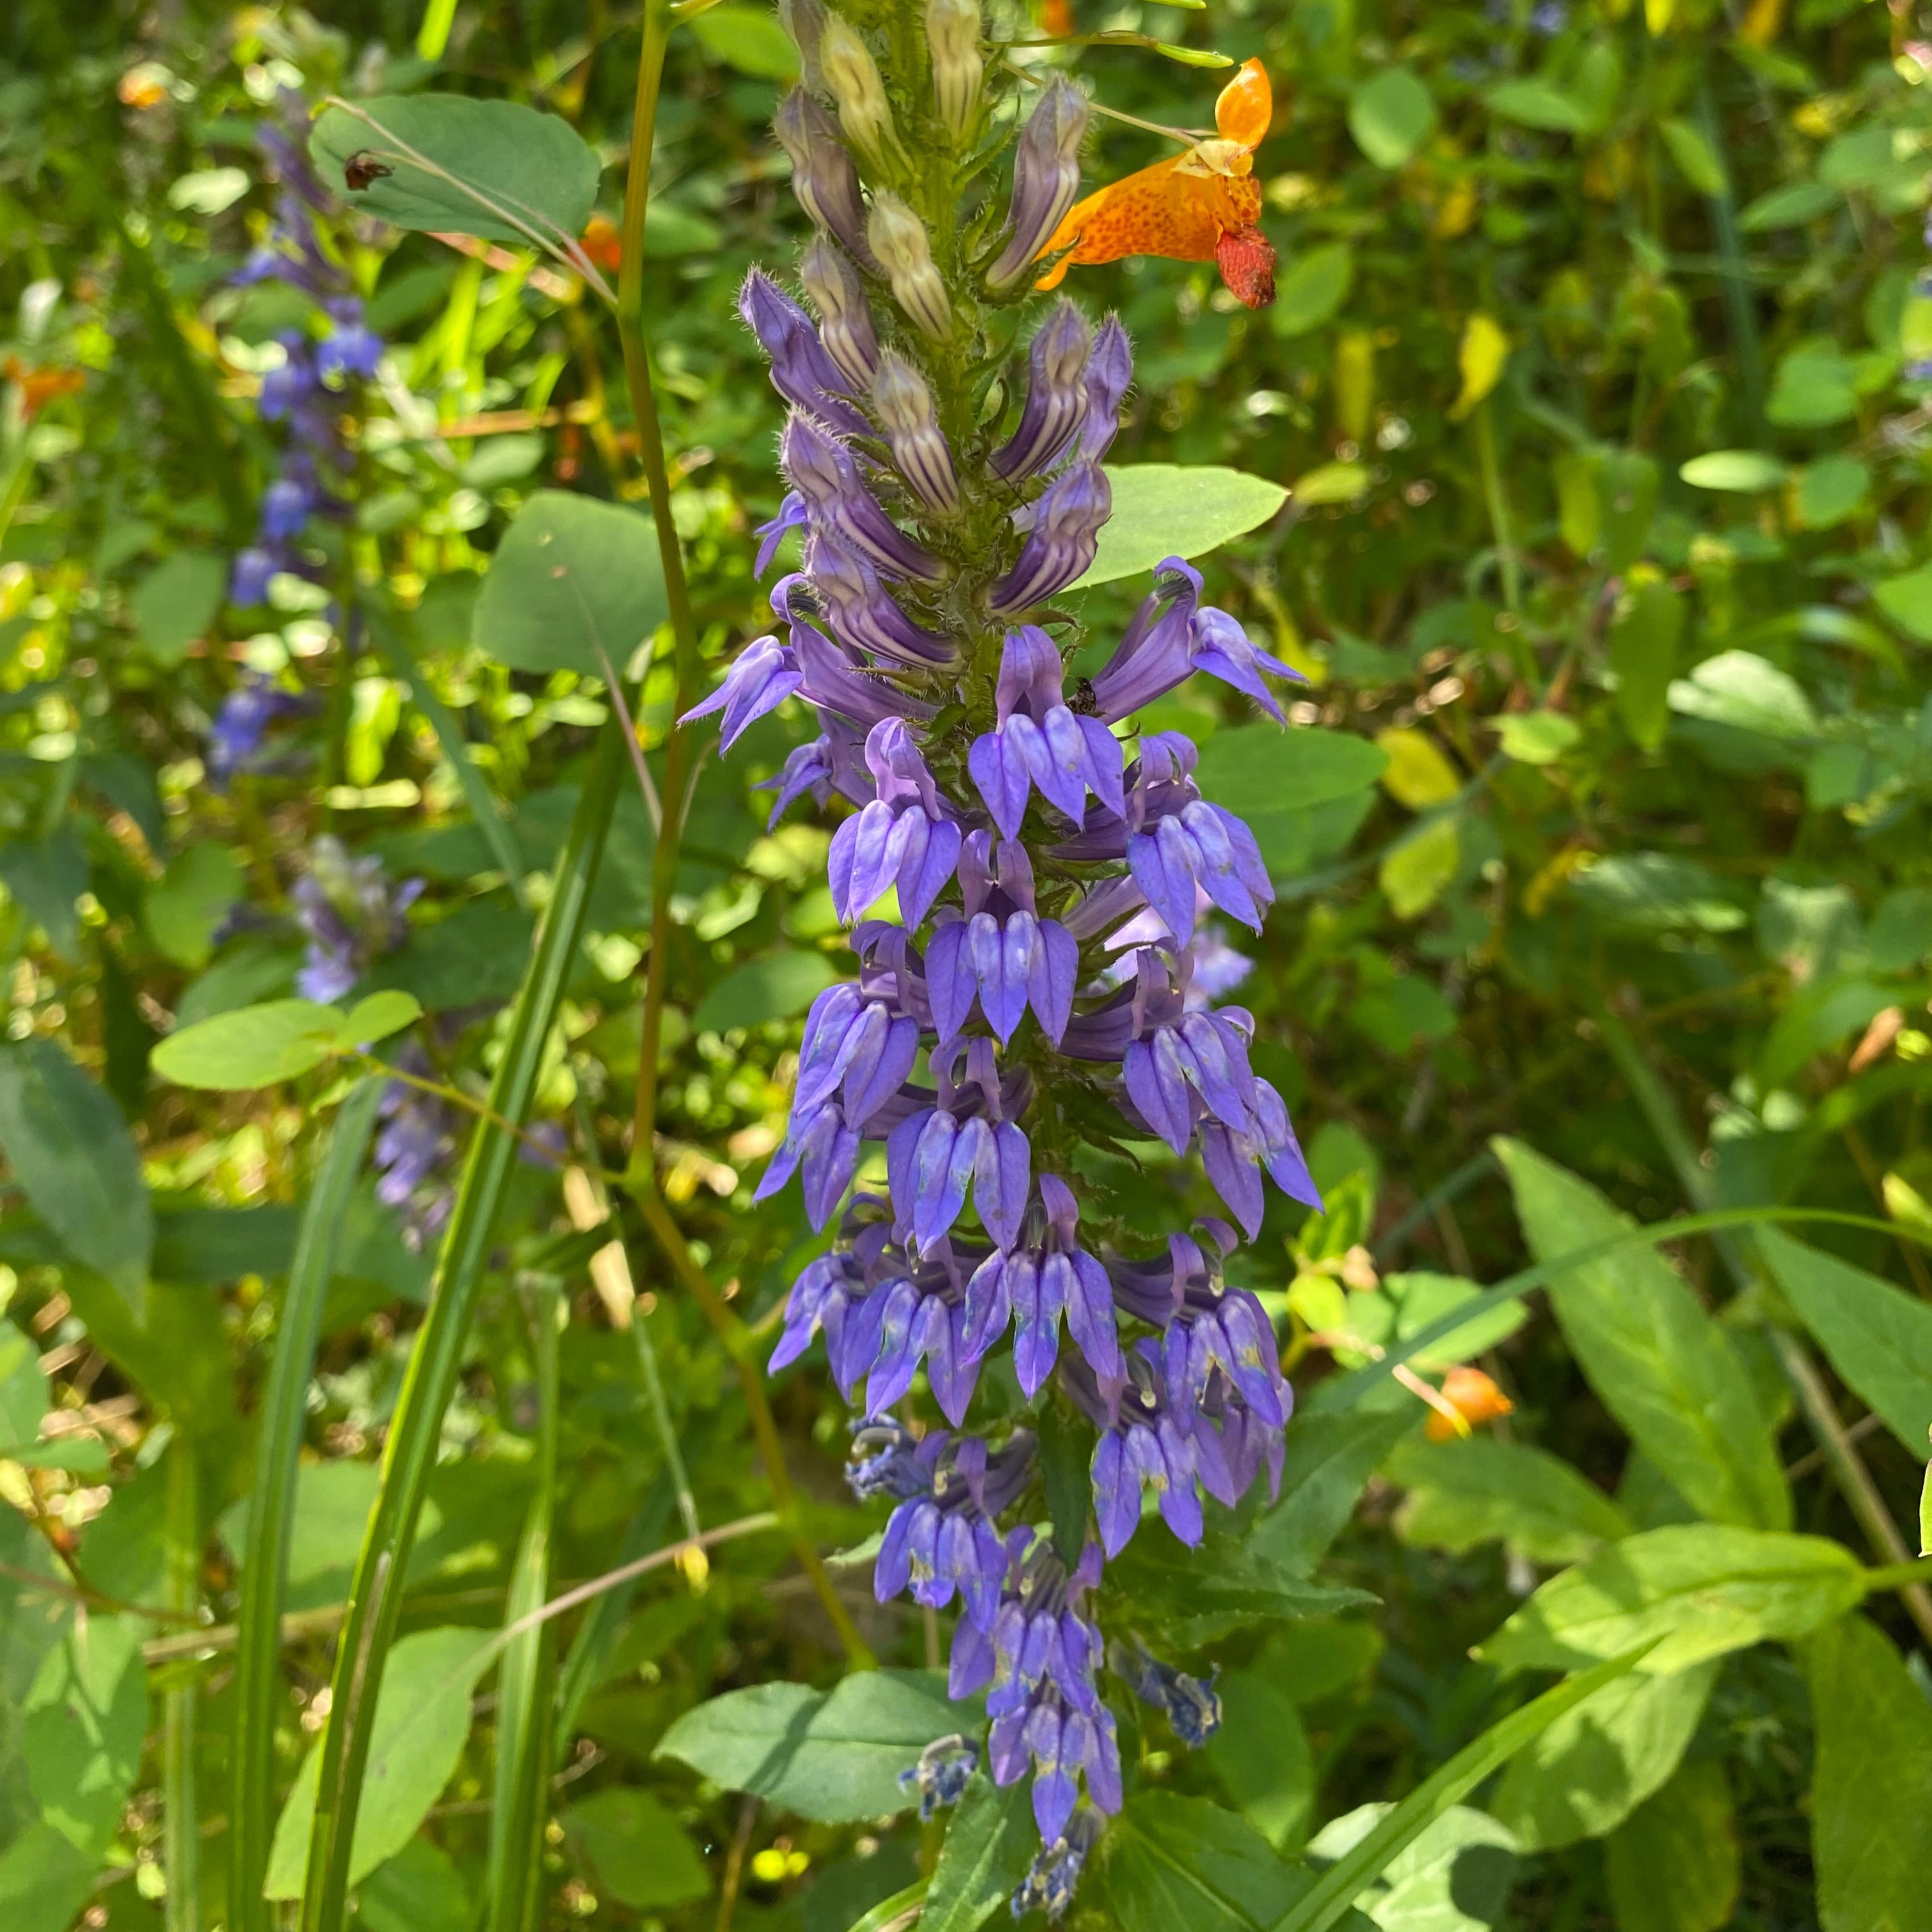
[1425,1366,1515,1442]
[4,358,84,417]
[580,213,623,273]
[1034,57,1277,309]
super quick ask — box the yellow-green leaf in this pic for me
[1448,313,1509,422]
[1375,728,1462,808]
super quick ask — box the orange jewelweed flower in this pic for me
[1425,1366,1515,1442]
[580,213,623,273]
[4,359,84,417]
[1034,57,1277,309]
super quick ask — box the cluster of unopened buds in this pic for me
[683,4,1306,1912]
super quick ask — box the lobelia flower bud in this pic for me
[799,236,881,390]
[872,349,960,516]
[868,191,953,340]
[777,0,827,91]
[986,77,1088,291]
[924,0,983,142]
[774,88,875,265]
[990,461,1112,613]
[819,12,898,164]
[992,298,1091,481]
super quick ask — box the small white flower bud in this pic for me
[868,192,952,341]
[819,12,896,164]
[924,0,983,142]
[872,349,960,515]
[801,235,880,390]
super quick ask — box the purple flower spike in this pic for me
[990,463,1111,613]
[680,634,804,749]
[969,625,1126,836]
[774,88,875,264]
[987,78,1088,291]
[740,269,872,436]
[992,301,1091,482]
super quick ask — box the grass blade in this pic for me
[300,721,625,1932]
[165,1439,201,1932]
[1269,1645,1655,1932]
[230,1075,383,1932]
[554,1475,675,1744]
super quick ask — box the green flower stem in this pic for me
[164,1440,200,1932]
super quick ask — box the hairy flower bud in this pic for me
[778,0,827,91]
[800,236,881,390]
[872,350,960,516]
[820,12,898,164]
[987,78,1087,291]
[925,0,983,142]
[990,461,1111,613]
[992,298,1091,481]
[775,88,874,264]
[869,191,952,340]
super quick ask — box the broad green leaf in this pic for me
[265,1627,494,1896]
[921,1777,1037,1932]
[1489,1660,1715,1848]
[560,1788,712,1909]
[1102,1525,1372,1644]
[23,1614,148,1855]
[693,949,841,1033]
[144,842,245,969]
[1347,69,1436,169]
[220,1459,383,1607]
[311,95,599,249]
[1270,1648,1649,1932]
[1766,338,1859,428]
[1598,448,1660,573]
[0,1038,151,1316]
[1197,724,1388,819]
[1678,450,1788,492]
[1479,1525,1863,1675]
[1602,1762,1740,1932]
[1494,1140,1787,1529]
[1092,1791,1319,1932]
[1077,466,1289,591]
[1567,853,1747,933]
[1484,79,1591,132]
[1659,117,1726,195]
[691,3,801,77]
[1271,244,1355,337]
[1873,562,1932,643]
[1250,1409,1414,1574]
[473,489,670,678]
[129,548,227,664]
[1806,1614,1932,1932]
[1607,576,1683,751]
[655,1669,961,1823]
[1388,1435,1634,1567]
[1386,1270,1527,1367]
[1738,178,1840,230]
[357,1837,474,1932]
[1551,450,1599,557]
[1793,454,1871,529]
[1378,816,1459,920]
[1494,711,1579,765]
[1206,1672,1315,1853]
[1374,728,1460,809]
[1758,1229,1932,1453]
[1306,1803,1517,1931]
[339,990,424,1048]
[0,1319,47,1453]
[153,993,419,1089]
[0,1823,98,1932]
[0,829,87,958]
[1756,976,1894,1092]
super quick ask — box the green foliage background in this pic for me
[3,0,1932,1929]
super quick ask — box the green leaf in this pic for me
[0,1318,48,1453]
[560,1788,712,1909]
[692,949,841,1034]
[655,1669,963,1823]
[144,842,245,969]
[1269,1648,1651,1932]
[690,3,801,77]
[23,1614,149,1855]
[1038,1399,1093,1565]
[1766,338,1859,428]
[1206,1672,1315,1853]
[1271,244,1354,337]
[1378,816,1459,920]
[1873,562,1932,643]
[1347,69,1436,169]
[1385,1270,1528,1367]
[1793,454,1871,530]
[339,990,424,1049]
[1758,1229,1932,1454]
[1250,1409,1414,1574]
[1598,448,1660,573]
[1305,1803,1518,1931]
[1093,1791,1314,1932]
[1678,450,1788,492]
[1493,1139,1787,1529]
[1479,1524,1864,1675]
[1197,724,1388,822]
[265,1627,494,1896]
[0,1823,99,1932]
[153,993,417,1089]
[1484,79,1590,133]
[310,95,599,249]
[1756,975,1894,1092]
[473,489,670,678]
[921,1777,1038,1932]
[0,829,88,959]
[1388,1434,1634,1567]
[1489,1660,1715,1849]
[1567,853,1747,933]
[1738,178,1840,230]
[129,548,227,664]
[1607,577,1683,751]
[356,1837,474,1932]
[1806,1614,1932,1932]
[1602,1763,1740,1932]
[1659,117,1727,195]
[1292,461,1370,507]
[0,1038,151,1317]
[1494,711,1579,765]
[1076,466,1289,591]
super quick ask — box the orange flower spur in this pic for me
[1034,56,1277,309]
